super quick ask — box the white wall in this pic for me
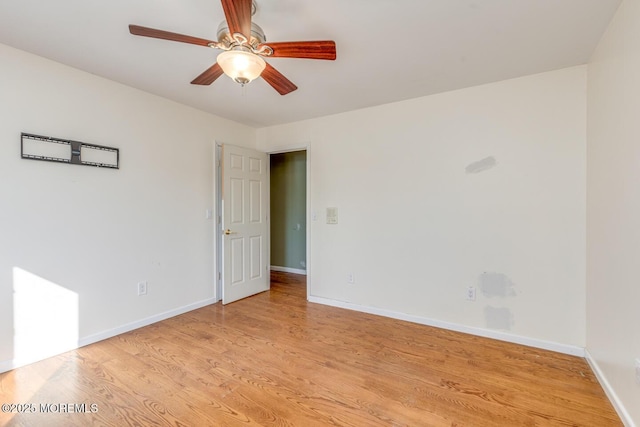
[258,66,587,351]
[587,0,640,424]
[0,43,255,370]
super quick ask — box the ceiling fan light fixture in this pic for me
[217,49,266,85]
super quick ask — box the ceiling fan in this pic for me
[129,0,336,95]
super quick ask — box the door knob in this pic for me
[224,229,236,235]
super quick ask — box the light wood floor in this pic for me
[0,271,621,426]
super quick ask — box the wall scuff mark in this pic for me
[465,156,497,174]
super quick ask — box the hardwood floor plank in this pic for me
[0,272,621,426]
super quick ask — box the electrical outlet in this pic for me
[347,273,355,284]
[466,286,476,301]
[137,281,148,296]
[635,359,640,385]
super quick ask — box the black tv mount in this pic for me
[21,132,119,169]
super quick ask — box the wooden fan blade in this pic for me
[129,25,215,47]
[261,63,298,95]
[221,0,252,39]
[191,63,224,85]
[259,41,337,60]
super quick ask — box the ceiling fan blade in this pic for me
[261,63,298,95]
[221,0,252,39]
[129,25,215,47]
[191,63,224,85]
[260,41,337,60]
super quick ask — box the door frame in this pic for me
[215,142,311,302]
[215,142,222,301]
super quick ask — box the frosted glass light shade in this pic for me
[217,50,266,85]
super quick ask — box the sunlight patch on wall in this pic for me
[12,267,79,367]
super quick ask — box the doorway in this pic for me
[215,145,309,302]
[269,150,307,276]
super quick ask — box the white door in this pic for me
[221,144,269,304]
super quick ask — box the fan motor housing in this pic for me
[217,21,266,47]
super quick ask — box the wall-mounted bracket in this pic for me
[21,132,119,169]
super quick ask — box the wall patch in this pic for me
[478,272,516,298]
[484,306,514,330]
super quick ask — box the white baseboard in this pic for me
[307,295,585,357]
[0,347,78,374]
[0,297,217,374]
[585,350,636,427]
[270,265,307,275]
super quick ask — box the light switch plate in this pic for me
[326,207,338,224]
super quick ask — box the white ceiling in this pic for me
[0,0,621,128]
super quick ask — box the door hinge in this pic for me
[218,271,221,280]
